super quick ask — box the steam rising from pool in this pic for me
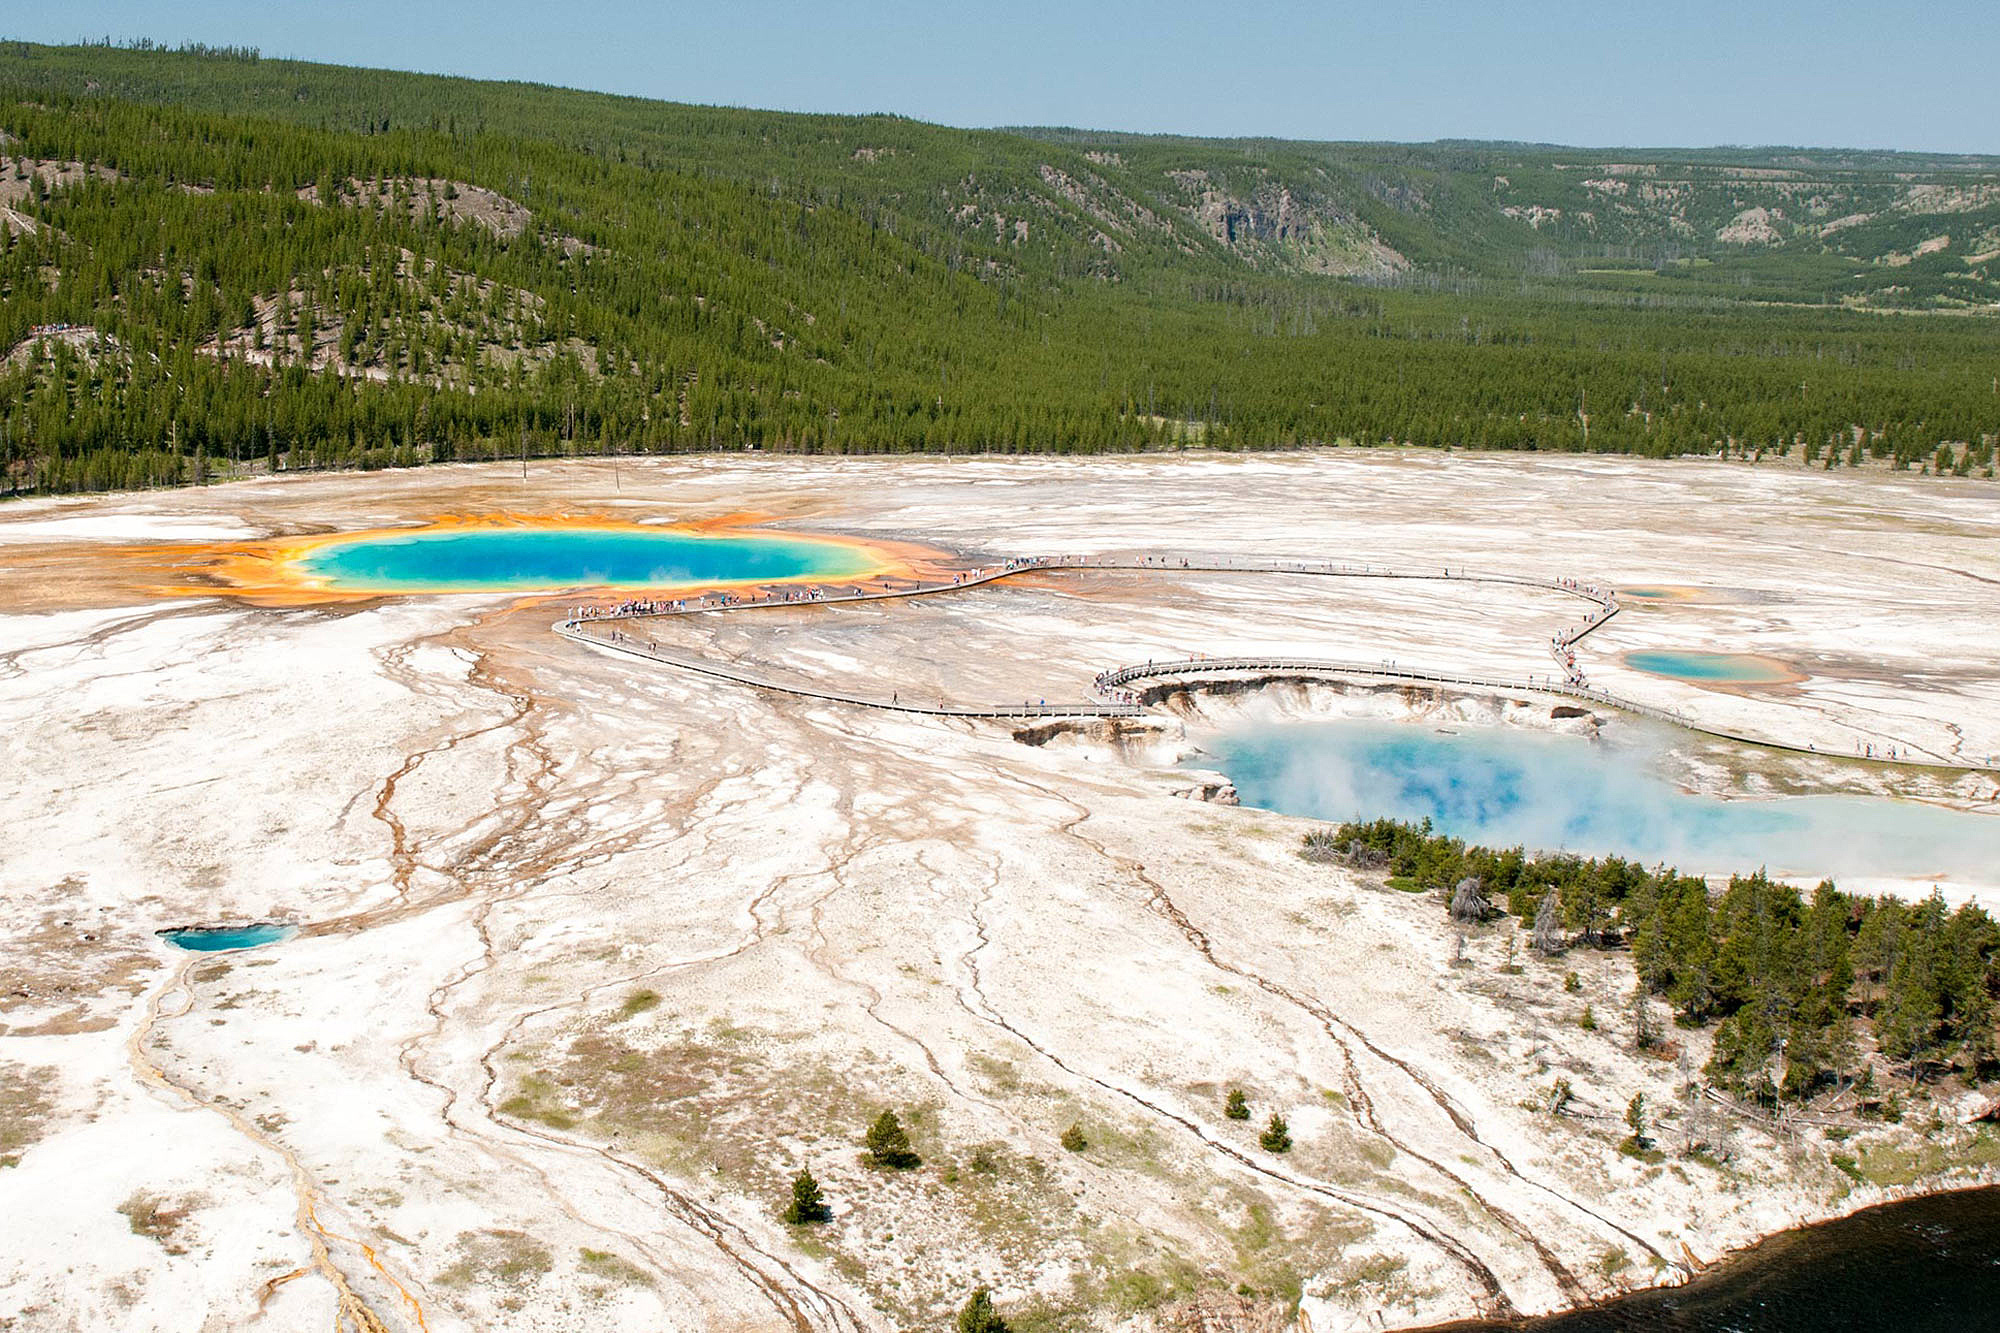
[1207,722,2000,889]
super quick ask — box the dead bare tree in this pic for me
[1450,876,1489,924]
[1630,987,1662,1051]
[1531,888,1567,956]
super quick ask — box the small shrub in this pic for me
[1259,1113,1292,1154]
[1580,1005,1598,1031]
[1563,971,1582,993]
[1060,1123,1087,1152]
[1224,1088,1250,1120]
[118,1194,190,1255]
[617,989,661,1019]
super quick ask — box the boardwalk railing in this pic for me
[553,551,1993,773]
[564,551,1620,690]
[1093,657,1985,769]
[555,552,1619,723]
[1098,658,1685,722]
[557,621,1146,720]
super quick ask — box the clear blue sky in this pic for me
[12,1,1999,152]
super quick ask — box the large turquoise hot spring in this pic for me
[294,527,878,593]
[1207,721,2000,886]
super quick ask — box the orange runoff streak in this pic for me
[103,511,952,607]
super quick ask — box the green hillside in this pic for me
[1,39,1996,494]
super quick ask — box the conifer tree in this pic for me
[1624,1093,1648,1147]
[957,1288,1009,1333]
[782,1167,830,1224]
[865,1110,919,1169]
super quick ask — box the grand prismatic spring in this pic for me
[288,522,889,594]
[120,515,914,602]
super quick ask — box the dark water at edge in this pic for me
[1415,1186,2000,1332]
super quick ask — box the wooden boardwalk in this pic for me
[559,624,1145,720]
[557,553,1611,722]
[554,553,1995,775]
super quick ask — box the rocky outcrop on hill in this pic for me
[1164,168,1408,278]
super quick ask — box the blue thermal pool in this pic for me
[158,924,296,952]
[1206,721,2000,885]
[291,527,883,593]
[1625,649,1798,684]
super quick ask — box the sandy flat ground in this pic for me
[2,450,1998,1333]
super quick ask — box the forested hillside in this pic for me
[1,39,1996,494]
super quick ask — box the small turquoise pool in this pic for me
[158,924,295,952]
[1626,649,1798,684]
[1206,721,2000,885]
[293,527,880,593]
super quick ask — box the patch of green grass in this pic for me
[616,989,661,1020]
[1070,1114,1172,1179]
[578,1247,653,1286]
[1227,1203,1309,1309]
[1851,1125,2000,1187]
[1095,1259,1201,1313]
[118,1193,191,1255]
[968,1053,1021,1094]
[496,1075,579,1130]
[1314,1251,1424,1313]
[1004,1288,1111,1333]
[438,1230,553,1289]
[0,1063,57,1162]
